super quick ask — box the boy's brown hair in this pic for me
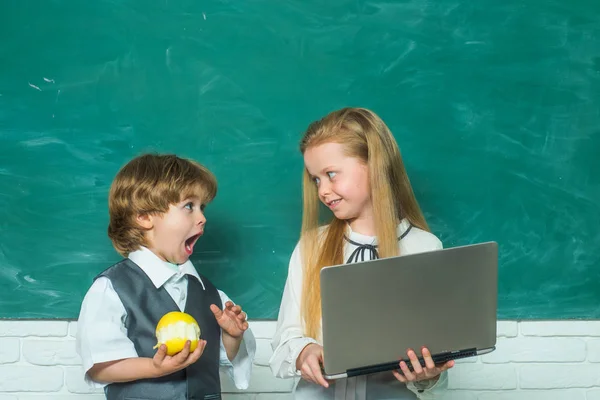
[107,153,217,256]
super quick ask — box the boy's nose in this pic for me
[196,212,206,226]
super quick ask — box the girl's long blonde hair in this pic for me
[299,107,430,339]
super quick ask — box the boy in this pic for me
[76,153,256,400]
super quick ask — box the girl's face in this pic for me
[304,142,373,230]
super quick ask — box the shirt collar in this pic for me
[346,218,411,244]
[127,246,203,289]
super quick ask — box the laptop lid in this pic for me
[320,241,498,379]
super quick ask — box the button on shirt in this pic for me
[76,247,256,389]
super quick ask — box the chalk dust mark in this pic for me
[166,47,172,68]
[382,41,416,74]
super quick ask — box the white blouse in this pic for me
[270,219,448,400]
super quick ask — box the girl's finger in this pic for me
[421,347,436,369]
[392,369,407,382]
[407,349,424,375]
[439,360,455,371]
[310,360,329,388]
[301,364,316,384]
[399,361,415,381]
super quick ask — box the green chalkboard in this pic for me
[1,0,599,319]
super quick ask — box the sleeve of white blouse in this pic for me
[406,370,449,399]
[269,243,319,379]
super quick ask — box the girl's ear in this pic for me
[136,213,154,229]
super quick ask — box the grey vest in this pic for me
[96,259,223,400]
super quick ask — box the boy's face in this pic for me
[140,196,206,265]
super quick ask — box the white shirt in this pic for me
[270,219,448,400]
[76,247,256,389]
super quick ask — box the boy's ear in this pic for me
[136,213,154,229]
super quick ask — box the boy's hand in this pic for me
[210,301,249,339]
[152,340,206,376]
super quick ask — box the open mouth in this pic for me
[327,199,341,207]
[184,232,202,255]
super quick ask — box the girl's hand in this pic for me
[392,347,454,383]
[296,343,330,388]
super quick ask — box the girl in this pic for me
[270,108,454,399]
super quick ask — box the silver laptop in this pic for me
[320,241,498,379]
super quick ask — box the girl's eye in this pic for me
[313,177,321,185]
[327,171,337,179]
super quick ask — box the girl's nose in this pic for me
[318,181,331,198]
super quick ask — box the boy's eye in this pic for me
[200,204,206,211]
[327,171,337,179]
[184,202,194,210]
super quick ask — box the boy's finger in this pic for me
[153,344,167,363]
[199,339,207,354]
[210,304,223,319]
[174,341,191,363]
[188,340,206,364]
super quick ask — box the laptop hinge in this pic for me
[346,348,478,377]
[347,360,400,377]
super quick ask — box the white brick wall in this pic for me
[0,320,599,399]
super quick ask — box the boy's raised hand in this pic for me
[152,340,206,376]
[210,301,249,338]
